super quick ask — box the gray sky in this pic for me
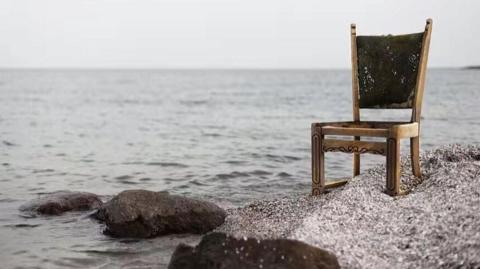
[1,0,478,69]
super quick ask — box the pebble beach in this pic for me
[217,144,480,268]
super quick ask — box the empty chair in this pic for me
[311,19,433,196]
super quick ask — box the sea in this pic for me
[0,69,479,268]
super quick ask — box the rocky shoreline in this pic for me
[18,144,480,268]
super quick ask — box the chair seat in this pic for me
[322,125,389,137]
[313,121,419,139]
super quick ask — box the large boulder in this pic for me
[93,190,226,238]
[20,191,103,216]
[168,232,340,269]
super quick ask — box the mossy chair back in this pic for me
[352,20,432,121]
[311,19,432,196]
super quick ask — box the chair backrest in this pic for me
[350,19,432,123]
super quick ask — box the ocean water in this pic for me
[0,69,479,268]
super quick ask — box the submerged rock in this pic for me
[93,190,226,238]
[20,191,103,216]
[168,232,340,269]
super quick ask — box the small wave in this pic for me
[114,175,134,180]
[32,169,55,174]
[5,223,41,228]
[248,153,302,163]
[70,173,90,177]
[27,188,46,192]
[189,179,209,186]
[145,162,188,168]
[139,177,152,181]
[80,249,138,256]
[265,154,302,162]
[250,170,272,176]
[11,250,28,255]
[202,133,221,137]
[2,140,17,146]
[119,238,142,243]
[215,171,250,180]
[277,172,292,177]
[224,160,247,165]
[119,181,140,185]
[283,155,302,161]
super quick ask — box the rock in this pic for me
[20,191,103,216]
[93,190,226,238]
[167,232,340,269]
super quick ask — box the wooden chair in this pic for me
[311,19,432,196]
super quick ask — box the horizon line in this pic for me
[0,66,470,71]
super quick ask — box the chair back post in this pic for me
[351,23,360,122]
[412,18,433,123]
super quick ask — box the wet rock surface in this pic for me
[19,190,103,216]
[168,232,340,269]
[94,190,226,238]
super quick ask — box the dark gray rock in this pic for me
[168,232,340,269]
[93,190,226,238]
[20,191,103,216]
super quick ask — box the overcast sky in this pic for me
[1,0,478,69]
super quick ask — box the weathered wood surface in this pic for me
[323,139,387,156]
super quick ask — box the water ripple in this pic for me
[145,162,189,168]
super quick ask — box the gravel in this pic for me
[216,144,480,268]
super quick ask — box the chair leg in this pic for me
[386,138,401,196]
[353,136,360,177]
[410,137,421,178]
[311,125,325,195]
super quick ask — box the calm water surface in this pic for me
[0,69,479,268]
